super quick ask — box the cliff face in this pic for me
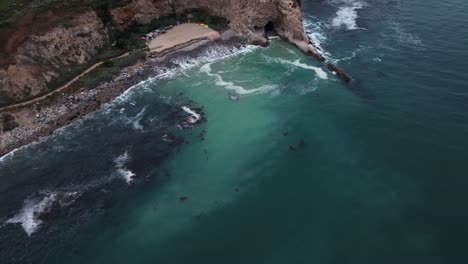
[112,0,322,58]
[0,0,322,107]
[0,11,108,104]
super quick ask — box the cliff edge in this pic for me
[0,0,325,109]
[112,0,324,59]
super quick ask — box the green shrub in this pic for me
[62,18,73,28]
[1,113,19,132]
[101,60,114,68]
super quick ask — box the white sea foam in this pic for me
[0,148,20,164]
[130,106,147,131]
[291,60,329,79]
[329,0,365,30]
[262,56,328,80]
[200,63,278,95]
[0,139,44,166]
[5,194,57,236]
[389,22,423,47]
[335,46,368,63]
[115,45,260,103]
[114,152,135,184]
[303,18,332,59]
[181,106,201,124]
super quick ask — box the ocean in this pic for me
[1,0,468,262]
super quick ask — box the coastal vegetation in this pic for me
[72,50,146,91]
[0,113,18,132]
[0,0,228,108]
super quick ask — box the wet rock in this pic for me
[298,139,305,148]
[162,133,176,143]
[327,63,352,83]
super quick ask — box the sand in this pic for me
[147,23,221,54]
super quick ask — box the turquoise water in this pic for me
[1,0,468,263]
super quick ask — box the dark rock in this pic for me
[327,63,352,83]
[298,139,305,148]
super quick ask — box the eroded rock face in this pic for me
[0,11,108,103]
[0,0,323,106]
[111,0,322,58]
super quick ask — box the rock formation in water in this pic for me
[112,0,324,60]
[0,0,343,108]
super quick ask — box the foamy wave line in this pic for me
[200,63,278,95]
[303,17,332,60]
[262,55,328,80]
[0,139,44,166]
[128,106,147,131]
[181,106,201,124]
[115,44,260,103]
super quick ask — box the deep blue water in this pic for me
[1,0,468,263]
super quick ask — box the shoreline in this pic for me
[0,36,243,158]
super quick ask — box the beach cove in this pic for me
[1,0,468,263]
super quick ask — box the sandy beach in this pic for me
[148,23,221,54]
[0,25,235,157]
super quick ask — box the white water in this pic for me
[291,59,329,79]
[262,55,329,80]
[115,44,260,104]
[303,18,332,60]
[114,152,136,184]
[5,193,57,236]
[200,63,278,95]
[329,0,366,30]
[181,106,201,124]
[130,106,147,131]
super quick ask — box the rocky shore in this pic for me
[0,0,350,158]
[0,36,249,157]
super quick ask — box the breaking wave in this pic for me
[114,152,136,184]
[115,44,260,103]
[200,63,278,95]
[329,0,366,30]
[303,17,332,60]
[181,106,201,124]
[130,106,147,131]
[4,191,80,236]
[262,56,328,80]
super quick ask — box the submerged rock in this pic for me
[327,63,352,83]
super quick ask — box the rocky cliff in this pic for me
[112,0,323,59]
[0,0,323,107]
[0,10,108,105]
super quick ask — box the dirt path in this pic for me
[0,51,132,113]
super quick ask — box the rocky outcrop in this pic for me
[111,0,323,59]
[0,10,108,104]
[0,0,347,108]
[328,63,352,83]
